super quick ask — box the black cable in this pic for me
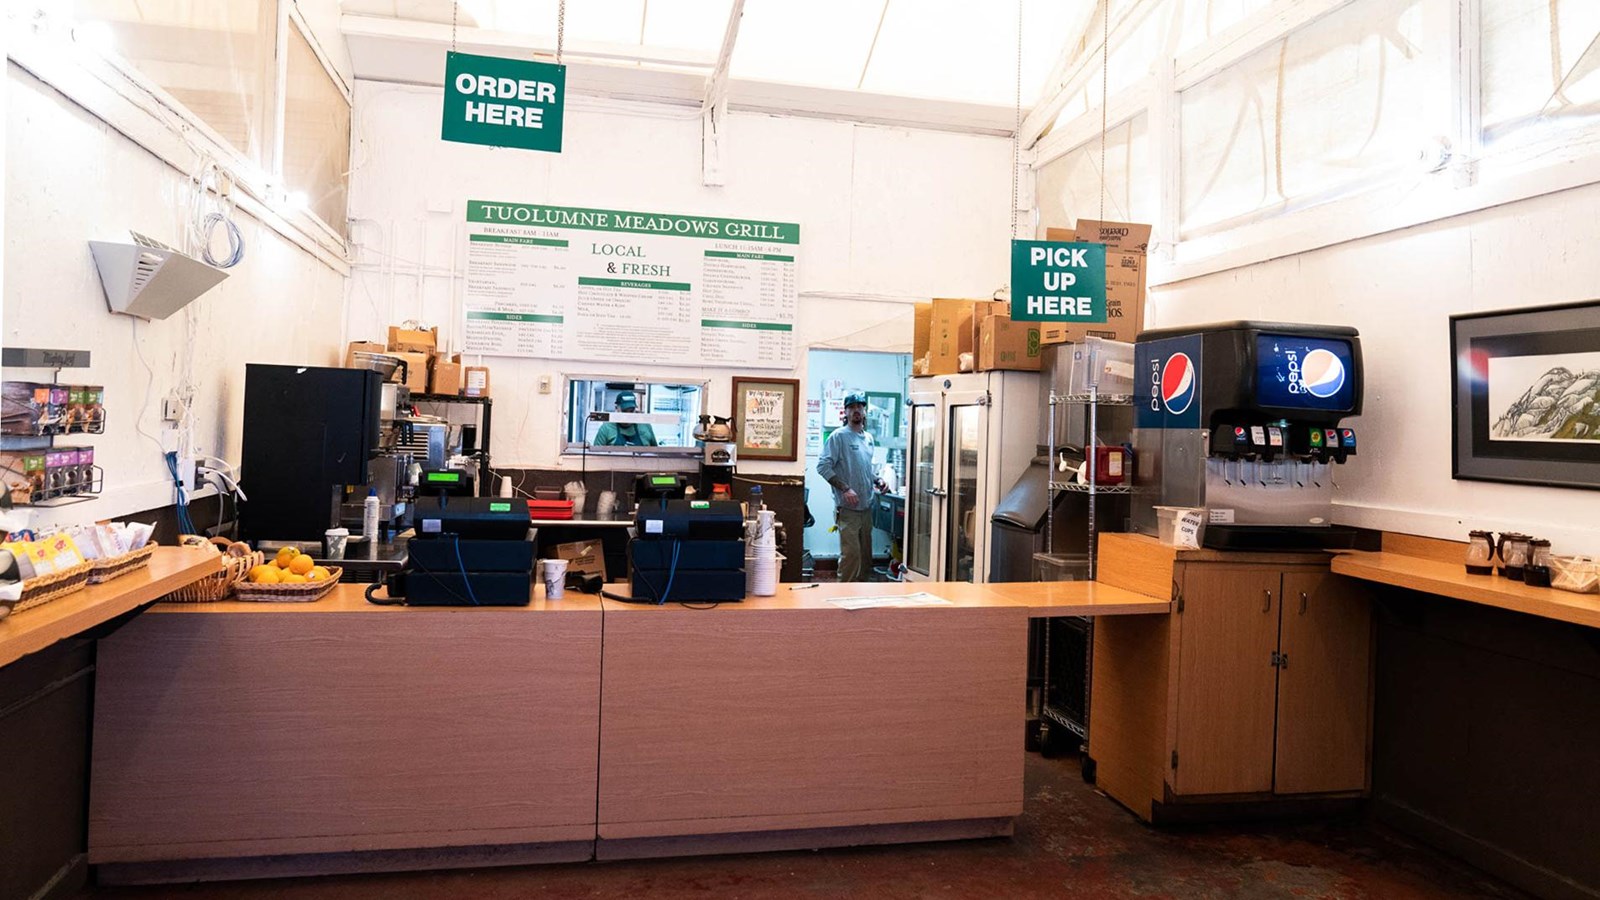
[364,580,403,605]
[364,538,481,607]
[453,534,479,606]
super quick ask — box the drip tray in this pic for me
[1203,525,1359,551]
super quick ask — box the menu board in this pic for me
[461,201,799,368]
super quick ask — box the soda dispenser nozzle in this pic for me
[1209,424,1253,461]
[1331,427,1356,464]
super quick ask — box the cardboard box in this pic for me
[928,298,978,375]
[912,302,933,364]
[390,351,430,393]
[387,325,438,354]
[978,317,1042,372]
[1040,220,1151,345]
[429,354,463,396]
[554,539,606,581]
[971,299,1010,348]
[344,341,388,369]
[463,365,491,398]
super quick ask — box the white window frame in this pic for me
[1030,0,1600,287]
[5,2,351,273]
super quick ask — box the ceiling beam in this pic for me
[1020,0,1154,149]
[342,12,1019,135]
[342,13,716,70]
[702,0,746,112]
[701,0,746,186]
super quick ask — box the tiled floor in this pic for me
[86,753,1522,900]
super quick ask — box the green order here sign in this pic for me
[442,51,565,153]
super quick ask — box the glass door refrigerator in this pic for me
[902,371,1041,584]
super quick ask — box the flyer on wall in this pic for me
[461,200,800,369]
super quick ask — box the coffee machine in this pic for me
[241,364,384,542]
[692,414,737,499]
[241,365,433,543]
[1132,322,1363,549]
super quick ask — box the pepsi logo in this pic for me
[1160,353,1196,415]
[1299,348,1346,399]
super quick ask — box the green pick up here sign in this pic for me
[1010,240,1107,322]
[442,51,565,153]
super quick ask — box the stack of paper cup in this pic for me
[746,510,779,596]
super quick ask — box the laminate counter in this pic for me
[88,580,1166,881]
[1331,550,1600,629]
[0,546,221,670]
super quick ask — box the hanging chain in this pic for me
[1099,0,1109,224]
[557,0,567,64]
[451,0,458,52]
[1010,0,1022,241]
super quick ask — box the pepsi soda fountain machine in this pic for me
[1132,321,1363,549]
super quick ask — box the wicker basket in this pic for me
[163,539,261,603]
[87,542,158,585]
[10,559,94,615]
[232,566,342,603]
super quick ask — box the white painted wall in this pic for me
[1149,181,1600,553]
[3,63,345,527]
[345,81,1013,477]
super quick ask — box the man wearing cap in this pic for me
[592,392,659,446]
[817,391,884,582]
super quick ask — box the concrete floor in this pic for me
[86,753,1522,900]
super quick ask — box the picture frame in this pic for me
[732,377,801,462]
[1451,299,1600,490]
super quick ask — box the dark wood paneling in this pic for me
[0,640,93,900]
[1373,590,1600,897]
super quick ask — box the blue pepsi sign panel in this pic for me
[1136,335,1203,429]
[1254,334,1355,412]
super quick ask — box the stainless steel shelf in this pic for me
[1052,393,1134,406]
[1049,481,1135,495]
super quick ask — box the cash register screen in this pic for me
[1255,334,1356,412]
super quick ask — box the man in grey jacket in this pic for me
[816,391,884,582]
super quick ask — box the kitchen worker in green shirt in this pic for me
[817,390,886,582]
[593,392,658,447]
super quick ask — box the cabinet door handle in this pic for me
[1263,589,1273,613]
[1299,590,1308,615]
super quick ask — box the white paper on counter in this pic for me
[826,592,952,611]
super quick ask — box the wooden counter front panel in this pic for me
[1274,571,1372,795]
[1172,565,1280,797]
[89,609,602,861]
[598,606,1027,839]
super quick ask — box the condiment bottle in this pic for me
[1464,530,1496,575]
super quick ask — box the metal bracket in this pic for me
[701,104,728,187]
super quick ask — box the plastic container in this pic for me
[1155,506,1206,549]
[1032,552,1089,582]
[1068,337,1136,396]
[1549,555,1600,594]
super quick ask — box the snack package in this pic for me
[124,522,155,551]
[37,532,86,569]
[2,541,50,579]
[66,525,101,561]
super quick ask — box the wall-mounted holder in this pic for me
[0,348,105,509]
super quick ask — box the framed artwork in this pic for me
[732,377,801,461]
[1451,300,1600,489]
